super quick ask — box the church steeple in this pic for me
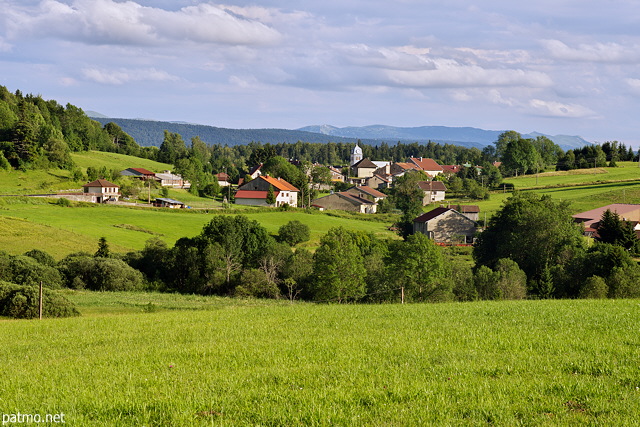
[350,142,363,166]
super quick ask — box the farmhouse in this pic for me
[120,167,156,181]
[312,192,377,214]
[82,179,120,203]
[417,180,447,204]
[413,207,478,244]
[216,172,230,187]
[573,204,640,237]
[153,198,186,209]
[155,171,190,188]
[235,175,299,207]
[454,205,480,222]
[345,185,387,203]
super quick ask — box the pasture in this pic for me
[0,198,399,258]
[1,292,639,425]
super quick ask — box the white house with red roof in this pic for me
[235,175,299,207]
[82,179,120,203]
[409,157,444,177]
[417,180,447,204]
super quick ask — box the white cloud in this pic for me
[386,59,553,89]
[528,99,597,118]
[82,67,179,85]
[625,78,640,95]
[543,40,640,63]
[4,0,282,46]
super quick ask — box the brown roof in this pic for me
[441,165,461,174]
[456,205,480,213]
[393,162,421,171]
[417,181,447,192]
[572,204,640,228]
[352,158,378,169]
[413,207,451,223]
[410,157,443,172]
[350,185,387,198]
[82,179,119,188]
[128,168,155,175]
[217,172,229,181]
[261,175,299,192]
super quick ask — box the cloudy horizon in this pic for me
[1,0,639,145]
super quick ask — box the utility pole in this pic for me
[39,281,43,320]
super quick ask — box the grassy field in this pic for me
[0,151,173,195]
[1,292,639,425]
[0,198,399,258]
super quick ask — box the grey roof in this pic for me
[155,198,184,204]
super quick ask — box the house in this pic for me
[409,157,444,177]
[572,204,640,237]
[155,171,190,188]
[249,163,263,180]
[345,185,387,203]
[390,162,421,177]
[82,179,120,203]
[216,172,230,187]
[235,175,299,207]
[372,161,391,175]
[441,165,461,175]
[417,181,447,204]
[351,158,379,178]
[312,192,377,214]
[365,173,392,189]
[454,205,480,222]
[328,166,345,183]
[413,207,478,244]
[120,168,156,181]
[153,198,185,209]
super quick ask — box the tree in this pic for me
[278,220,310,246]
[387,233,450,302]
[596,209,640,255]
[311,227,366,302]
[266,184,276,205]
[473,192,585,296]
[501,138,540,176]
[579,276,608,299]
[95,237,110,258]
[392,170,429,238]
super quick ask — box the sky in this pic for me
[1,0,639,145]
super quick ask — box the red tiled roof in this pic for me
[410,157,443,172]
[82,179,119,188]
[417,181,447,192]
[394,162,420,171]
[261,175,299,192]
[129,168,155,175]
[352,185,387,198]
[217,172,229,181]
[441,165,461,174]
[235,190,280,199]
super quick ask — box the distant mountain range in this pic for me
[88,113,592,150]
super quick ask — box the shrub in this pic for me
[278,220,311,246]
[235,269,280,298]
[24,249,56,267]
[56,197,71,207]
[0,282,79,319]
[9,256,63,289]
[58,255,144,291]
[579,276,608,299]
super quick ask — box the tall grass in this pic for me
[1,293,639,425]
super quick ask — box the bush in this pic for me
[58,255,144,291]
[0,282,79,319]
[235,269,280,298]
[24,249,57,267]
[56,197,71,207]
[278,220,310,246]
[579,275,608,299]
[9,256,63,289]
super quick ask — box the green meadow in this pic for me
[0,197,398,258]
[1,292,639,425]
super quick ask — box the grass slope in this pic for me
[0,198,398,258]
[1,292,638,425]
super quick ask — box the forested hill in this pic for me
[90,117,493,149]
[90,118,369,148]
